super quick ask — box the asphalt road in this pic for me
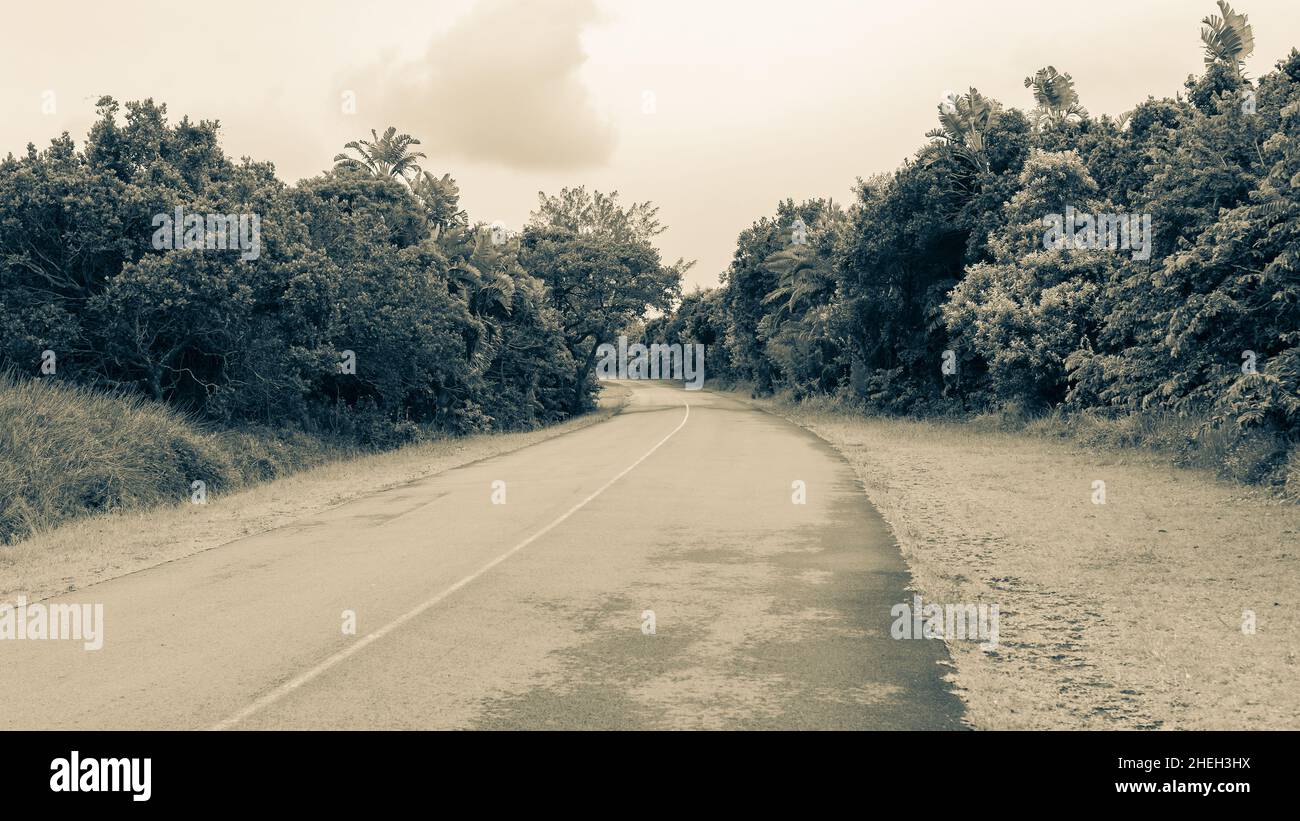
[0,382,965,729]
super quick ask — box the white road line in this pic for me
[211,399,691,730]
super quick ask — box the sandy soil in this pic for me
[745,396,1300,729]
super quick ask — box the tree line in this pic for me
[0,110,683,446]
[651,1,1300,485]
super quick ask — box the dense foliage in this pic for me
[0,101,681,446]
[664,3,1300,485]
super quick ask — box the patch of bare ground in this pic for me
[745,394,1300,730]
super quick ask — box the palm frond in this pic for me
[1201,1,1255,77]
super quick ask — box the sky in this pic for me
[2,0,1299,290]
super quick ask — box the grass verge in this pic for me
[0,379,629,601]
[0,372,348,544]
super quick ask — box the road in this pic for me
[0,382,965,730]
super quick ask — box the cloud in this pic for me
[360,0,615,171]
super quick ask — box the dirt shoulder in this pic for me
[740,392,1300,729]
[0,387,631,604]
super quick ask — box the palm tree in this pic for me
[412,171,467,238]
[761,245,836,323]
[444,228,513,320]
[1024,66,1088,127]
[925,88,995,197]
[760,208,840,324]
[333,127,427,180]
[1201,0,1255,80]
[433,226,515,371]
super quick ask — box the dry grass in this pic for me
[0,384,630,603]
[0,371,289,544]
[745,393,1300,729]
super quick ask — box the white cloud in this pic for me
[358,0,615,170]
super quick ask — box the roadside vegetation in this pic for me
[649,2,1300,497]
[0,111,684,542]
[0,370,346,543]
[0,385,631,603]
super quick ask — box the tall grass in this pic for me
[1006,408,1294,491]
[0,372,345,544]
[749,383,1299,498]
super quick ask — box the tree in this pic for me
[754,202,846,397]
[1201,0,1255,80]
[926,88,996,180]
[944,151,1118,409]
[529,186,666,242]
[1106,50,1300,430]
[520,188,684,411]
[646,288,736,380]
[333,127,427,181]
[761,244,837,324]
[0,99,590,442]
[1076,53,1274,410]
[834,155,991,412]
[719,214,782,390]
[1024,66,1088,127]
[413,171,466,238]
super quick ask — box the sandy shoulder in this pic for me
[743,394,1300,730]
